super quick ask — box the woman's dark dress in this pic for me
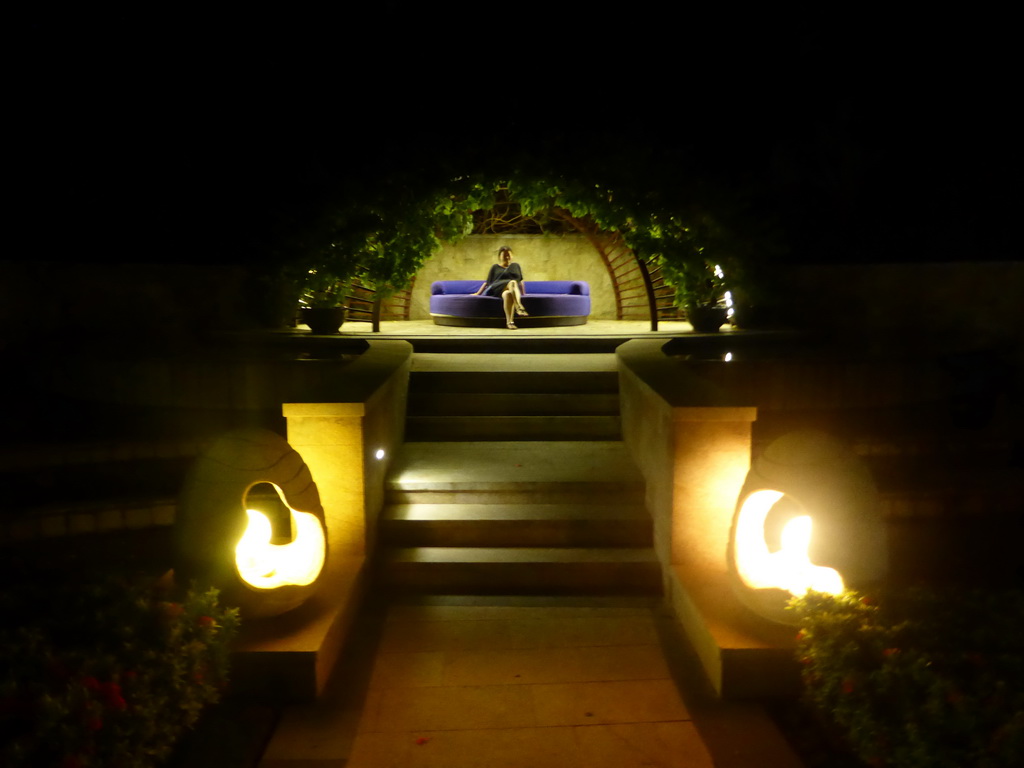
[483,262,524,297]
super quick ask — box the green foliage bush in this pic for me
[0,573,239,768]
[789,588,1024,768]
[297,168,782,315]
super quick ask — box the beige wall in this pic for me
[409,234,617,320]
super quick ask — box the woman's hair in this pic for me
[497,246,512,255]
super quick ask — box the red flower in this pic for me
[102,682,127,711]
[159,602,184,621]
[81,676,102,693]
[197,615,215,630]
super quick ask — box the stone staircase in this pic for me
[405,369,622,441]
[376,356,661,595]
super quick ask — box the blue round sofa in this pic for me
[429,280,591,327]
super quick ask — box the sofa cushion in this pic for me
[522,281,588,296]
[430,280,483,295]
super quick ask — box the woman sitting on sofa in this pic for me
[473,245,529,329]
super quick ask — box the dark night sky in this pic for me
[10,11,1021,267]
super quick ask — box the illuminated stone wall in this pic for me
[409,234,617,320]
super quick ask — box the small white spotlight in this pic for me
[375,448,386,460]
[724,352,733,362]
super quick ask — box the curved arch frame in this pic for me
[379,210,673,330]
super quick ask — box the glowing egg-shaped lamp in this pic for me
[175,428,329,619]
[727,430,886,625]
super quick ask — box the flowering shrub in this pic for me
[789,588,1024,768]
[0,573,239,768]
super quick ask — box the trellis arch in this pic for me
[318,175,729,332]
[550,209,682,330]
[361,210,681,331]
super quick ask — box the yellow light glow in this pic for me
[735,490,844,596]
[235,508,326,589]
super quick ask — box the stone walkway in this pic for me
[258,596,803,768]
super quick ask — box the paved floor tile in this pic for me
[368,651,445,689]
[348,725,585,768]
[377,617,514,653]
[530,678,691,727]
[506,615,660,648]
[441,644,670,686]
[574,721,714,768]
[257,599,756,768]
[359,683,538,733]
[379,613,660,654]
[260,705,359,762]
[568,643,672,681]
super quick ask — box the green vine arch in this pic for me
[298,170,782,330]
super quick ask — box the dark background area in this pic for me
[10,10,1021,269]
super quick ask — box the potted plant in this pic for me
[298,269,348,334]
[671,256,730,333]
[629,214,732,333]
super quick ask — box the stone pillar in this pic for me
[671,407,758,580]
[282,403,367,582]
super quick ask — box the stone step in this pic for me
[405,415,621,442]
[375,547,663,596]
[407,392,620,417]
[385,441,644,505]
[386,488,645,505]
[380,503,653,547]
[409,370,619,395]
[386,441,644,488]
